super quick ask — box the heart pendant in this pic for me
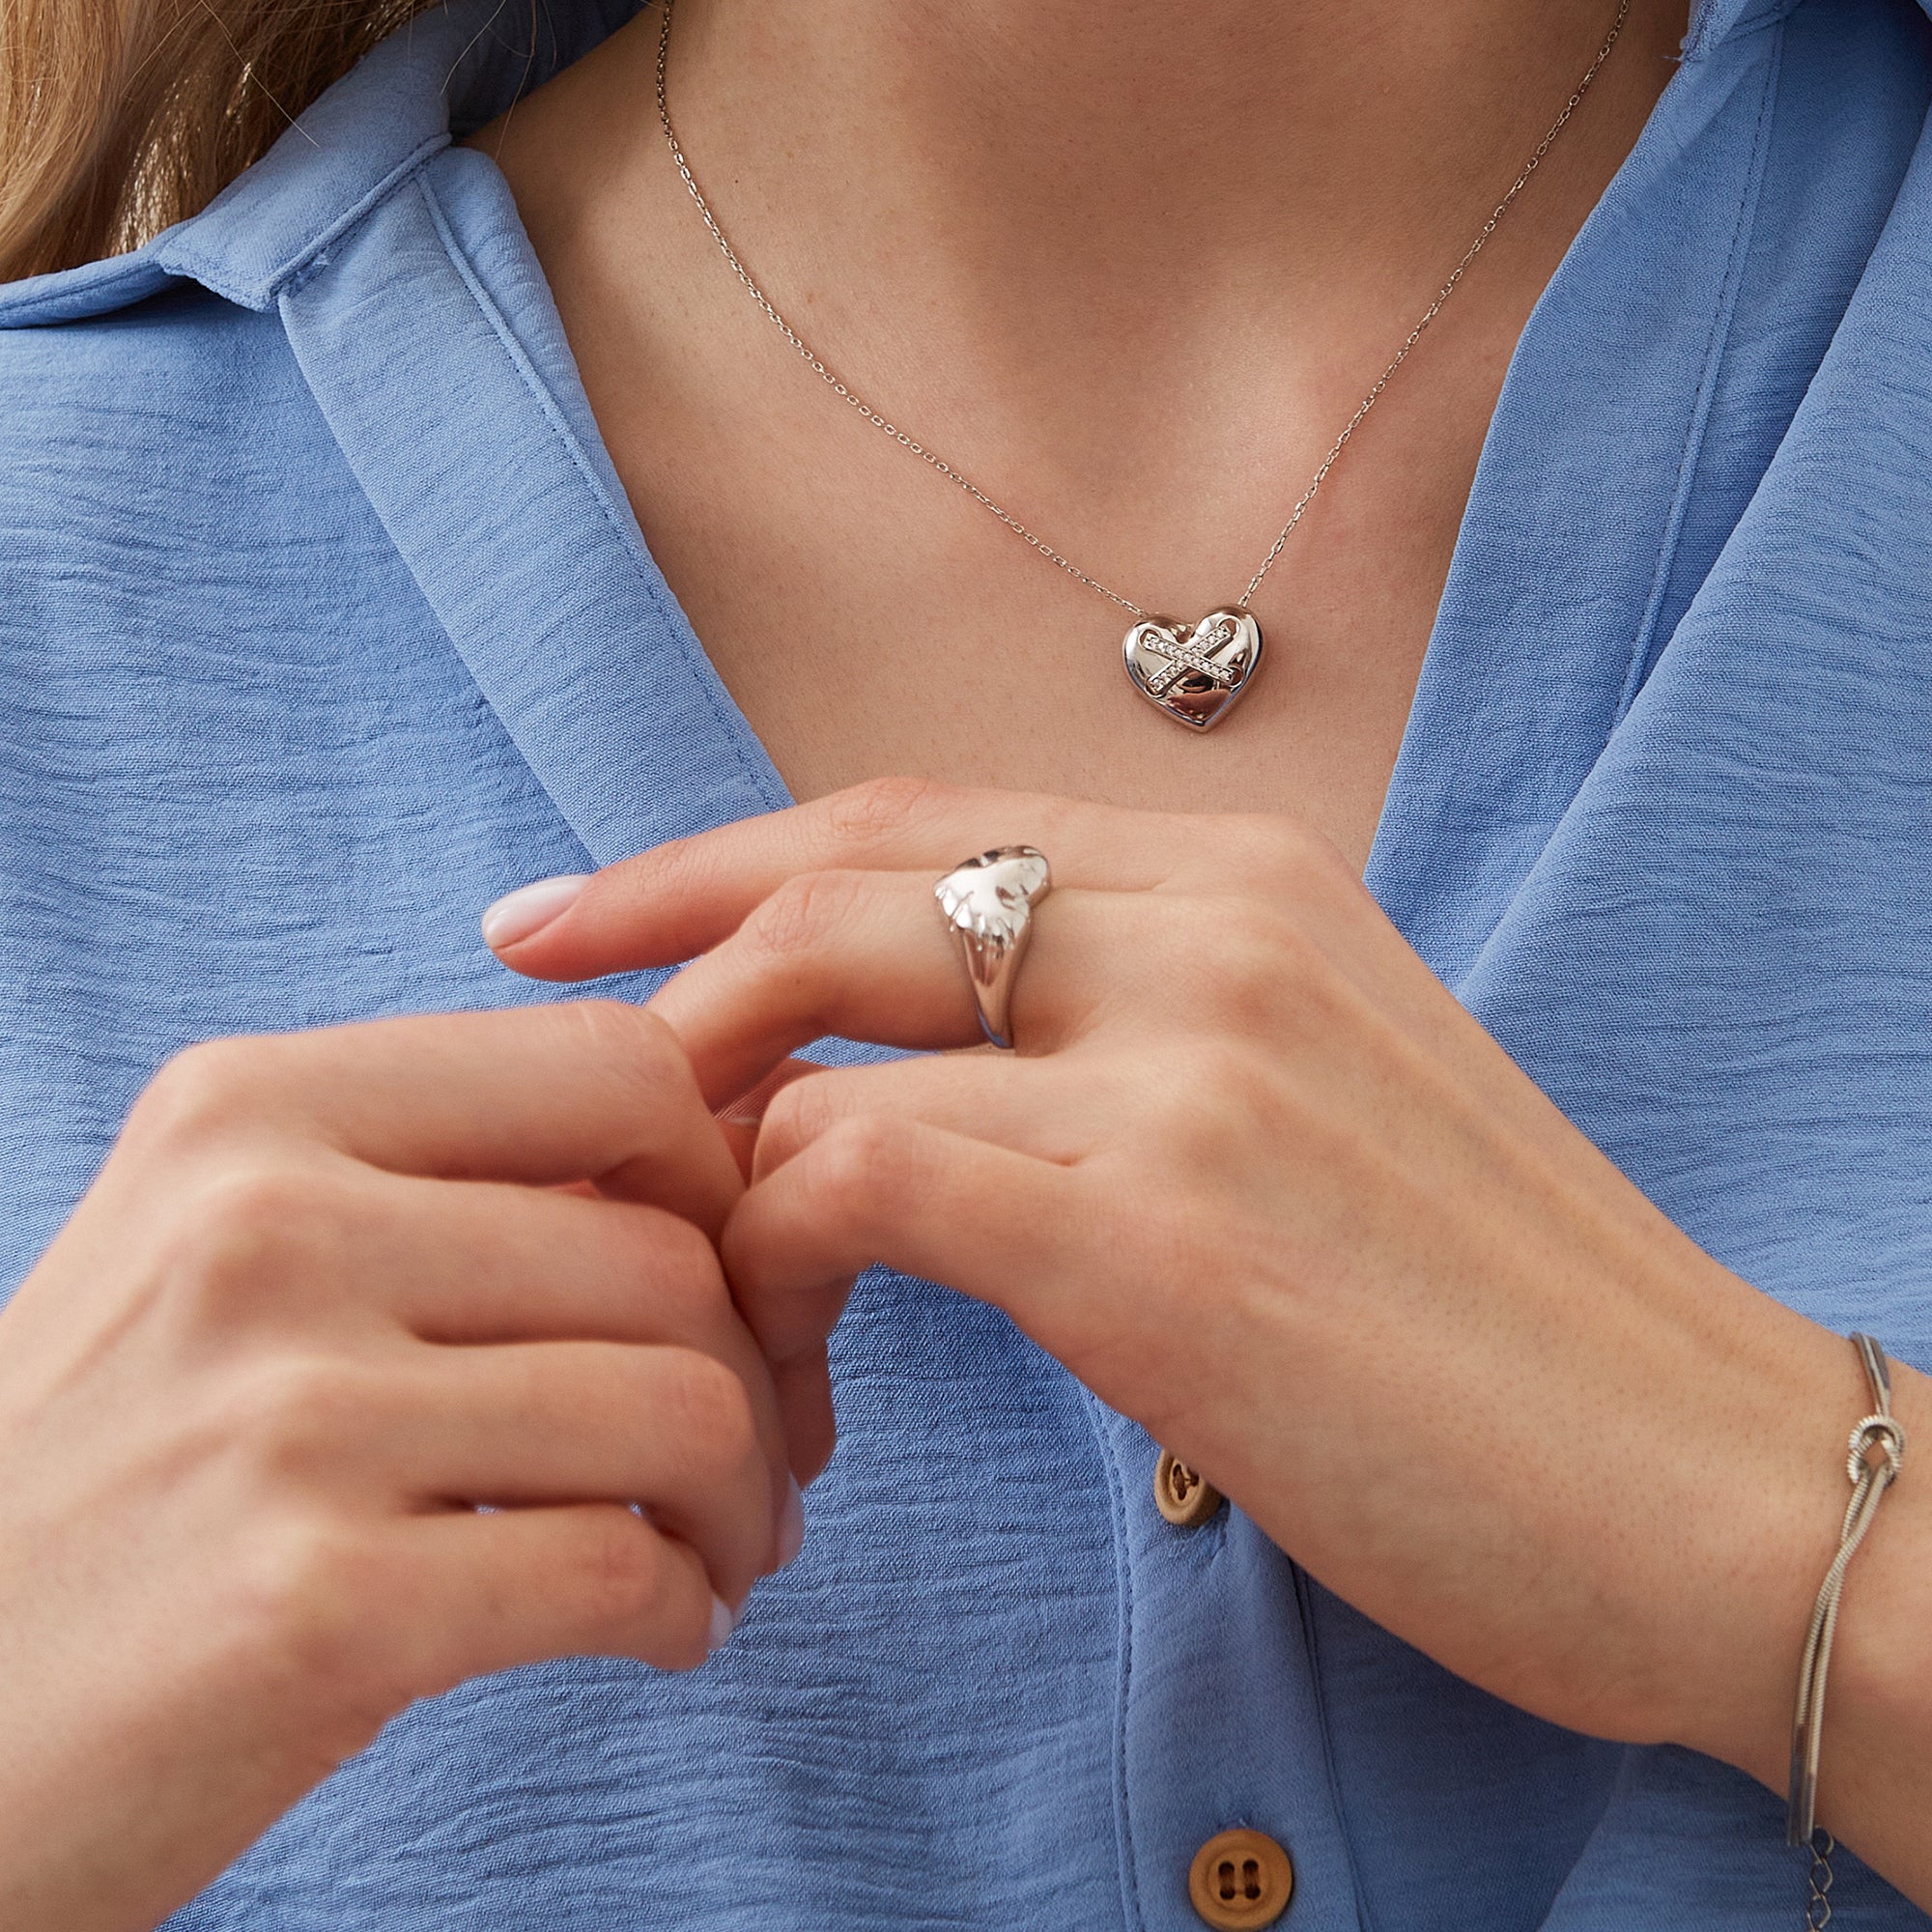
[1122,608,1264,730]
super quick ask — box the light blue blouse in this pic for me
[3,0,1931,1924]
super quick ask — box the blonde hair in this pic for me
[0,0,435,282]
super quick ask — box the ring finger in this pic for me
[647,868,1138,1108]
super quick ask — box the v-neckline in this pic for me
[276,20,1776,988]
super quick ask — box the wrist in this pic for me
[1806,1361,1932,1876]
[1660,1340,1932,1900]
[1640,1303,1873,1782]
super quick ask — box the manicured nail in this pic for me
[777,1475,806,1568]
[707,1594,738,1654]
[480,874,588,949]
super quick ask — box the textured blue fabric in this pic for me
[3,0,1931,1923]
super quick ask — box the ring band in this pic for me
[933,846,1052,1049]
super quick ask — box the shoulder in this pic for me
[0,0,470,611]
[0,0,459,506]
[0,274,355,661]
[0,268,308,469]
[0,0,636,570]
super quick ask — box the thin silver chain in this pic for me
[1804,1832,1835,1931]
[654,0,1631,622]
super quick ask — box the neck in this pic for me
[480,0,1686,600]
[662,0,1674,338]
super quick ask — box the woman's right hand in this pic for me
[0,1002,796,1932]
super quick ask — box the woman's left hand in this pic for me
[488,777,1928,1841]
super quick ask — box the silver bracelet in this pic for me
[1786,1333,1907,1858]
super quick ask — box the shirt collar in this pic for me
[0,0,639,324]
[161,0,642,310]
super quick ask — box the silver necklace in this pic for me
[654,0,1630,731]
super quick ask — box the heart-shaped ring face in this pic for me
[1122,608,1264,730]
[933,846,1051,952]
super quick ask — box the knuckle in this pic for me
[569,1513,711,1668]
[1155,1040,1273,1151]
[651,1349,758,1469]
[811,1115,901,1213]
[705,1375,762,1475]
[756,1072,838,1165]
[821,773,955,845]
[1253,923,1352,1033]
[223,1512,389,1710]
[1186,901,1308,1016]
[127,1036,275,1151]
[554,998,680,1082]
[157,1159,348,1319]
[643,1203,727,1291]
[744,869,867,964]
[217,1353,371,1477]
[621,1208,730,1330]
[1194,1037,1272,1109]
[575,1509,668,1630]
[553,1001,693,1121]
[237,1514,360,1629]
[1222,811,1350,891]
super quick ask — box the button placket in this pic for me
[1099,1415,1353,1929]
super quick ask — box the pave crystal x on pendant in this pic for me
[654,0,1632,728]
[1122,609,1264,731]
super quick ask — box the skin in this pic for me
[0,1007,801,1932]
[473,0,1690,866]
[6,0,1924,1925]
[493,781,1932,1909]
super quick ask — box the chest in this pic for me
[567,321,1506,874]
[479,0,1710,871]
[510,79,1602,878]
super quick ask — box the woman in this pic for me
[0,0,1927,1924]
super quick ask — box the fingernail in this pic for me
[776,1475,806,1568]
[707,1594,738,1654]
[480,874,588,949]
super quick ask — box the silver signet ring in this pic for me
[933,846,1052,1050]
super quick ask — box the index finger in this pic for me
[487,778,1179,984]
[139,1002,744,1242]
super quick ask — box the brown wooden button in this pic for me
[1153,1448,1224,1527]
[1188,1828,1293,1929]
